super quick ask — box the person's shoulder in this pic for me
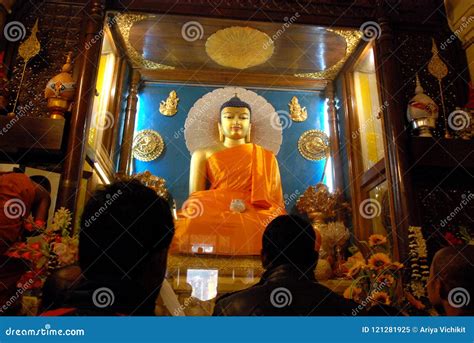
[213,284,264,316]
[0,172,32,184]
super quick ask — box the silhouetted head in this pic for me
[29,175,51,193]
[427,245,474,315]
[261,214,318,270]
[80,180,174,293]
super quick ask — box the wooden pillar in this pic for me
[325,82,344,190]
[374,2,419,261]
[118,69,141,175]
[56,0,105,212]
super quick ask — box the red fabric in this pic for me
[0,173,36,255]
[41,307,77,316]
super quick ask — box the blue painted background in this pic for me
[133,83,330,211]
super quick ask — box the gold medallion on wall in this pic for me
[132,129,164,162]
[298,129,330,161]
[205,26,274,69]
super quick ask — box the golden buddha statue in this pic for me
[172,95,286,255]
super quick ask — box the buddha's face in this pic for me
[219,106,251,140]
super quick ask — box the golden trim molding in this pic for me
[294,29,362,80]
[114,13,174,70]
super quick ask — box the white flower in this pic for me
[49,207,72,232]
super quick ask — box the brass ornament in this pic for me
[132,129,165,162]
[298,129,330,161]
[18,19,41,63]
[116,171,170,200]
[114,13,174,70]
[9,19,41,116]
[205,26,274,69]
[427,38,450,138]
[294,29,362,80]
[159,90,179,116]
[289,96,307,122]
[45,52,76,119]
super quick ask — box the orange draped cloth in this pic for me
[172,143,286,255]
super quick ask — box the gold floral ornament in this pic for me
[298,129,330,161]
[8,19,41,117]
[289,96,307,122]
[205,26,274,69]
[132,129,164,162]
[117,171,169,200]
[160,90,179,116]
[296,183,349,224]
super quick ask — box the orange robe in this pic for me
[173,143,286,255]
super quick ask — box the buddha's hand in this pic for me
[230,199,246,213]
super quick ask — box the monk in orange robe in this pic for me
[0,172,50,314]
[172,96,286,255]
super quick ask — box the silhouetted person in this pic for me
[0,172,51,315]
[213,214,357,315]
[41,180,174,316]
[427,245,474,316]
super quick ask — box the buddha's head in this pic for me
[218,95,251,143]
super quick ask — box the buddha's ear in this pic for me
[245,123,251,143]
[217,122,224,142]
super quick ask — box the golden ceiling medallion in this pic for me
[289,96,307,122]
[298,129,330,161]
[205,26,274,69]
[295,29,362,80]
[160,90,179,116]
[132,129,165,162]
[114,13,174,70]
